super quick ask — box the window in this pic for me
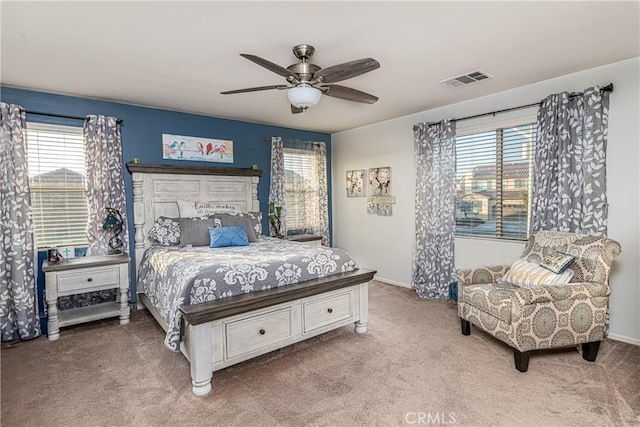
[283,148,320,232]
[26,123,88,248]
[455,122,536,240]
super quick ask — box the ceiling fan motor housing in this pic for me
[287,62,320,82]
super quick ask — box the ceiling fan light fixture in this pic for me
[287,85,322,109]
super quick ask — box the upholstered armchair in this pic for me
[457,231,622,372]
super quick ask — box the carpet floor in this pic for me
[2,282,639,427]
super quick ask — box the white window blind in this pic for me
[26,123,88,248]
[283,148,319,231]
[455,122,536,240]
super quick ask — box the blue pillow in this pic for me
[208,226,249,248]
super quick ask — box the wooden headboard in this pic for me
[126,163,262,274]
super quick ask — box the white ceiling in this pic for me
[2,1,639,133]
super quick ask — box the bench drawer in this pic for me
[225,307,293,360]
[303,291,353,334]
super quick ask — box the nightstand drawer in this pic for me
[57,266,121,294]
[303,291,353,334]
[225,307,293,360]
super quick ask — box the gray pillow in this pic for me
[217,214,257,242]
[178,217,220,246]
[247,211,263,236]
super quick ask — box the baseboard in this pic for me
[607,333,640,346]
[373,276,412,289]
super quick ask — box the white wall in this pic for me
[332,57,640,343]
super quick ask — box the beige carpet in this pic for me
[2,282,639,427]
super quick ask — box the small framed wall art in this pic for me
[346,169,366,197]
[368,166,391,196]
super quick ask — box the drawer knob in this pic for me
[87,278,93,282]
[259,329,266,335]
[327,308,333,313]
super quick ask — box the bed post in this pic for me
[251,176,260,211]
[187,323,213,397]
[354,281,369,334]
[132,171,145,307]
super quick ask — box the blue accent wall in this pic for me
[1,86,332,314]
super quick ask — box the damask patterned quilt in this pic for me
[137,237,359,351]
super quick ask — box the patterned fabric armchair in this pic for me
[457,231,622,372]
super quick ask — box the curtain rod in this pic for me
[26,110,124,125]
[414,83,613,130]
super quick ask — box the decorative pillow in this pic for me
[214,212,262,237]
[148,217,180,246]
[178,217,220,246]
[218,214,257,243]
[540,251,576,274]
[177,200,240,218]
[247,211,263,236]
[500,259,574,287]
[208,226,249,248]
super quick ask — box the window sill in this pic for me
[455,234,528,243]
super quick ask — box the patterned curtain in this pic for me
[301,142,330,246]
[412,120,457,299]
[530,86,610,236]
[84,115,128,255]
[269,136,287,237]
[0,102,41,341]
[311,142,330,246]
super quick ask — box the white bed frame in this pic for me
[127,164,373,396]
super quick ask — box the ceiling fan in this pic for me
[221,44,380,114]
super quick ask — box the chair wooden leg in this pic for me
[460,319,471,335]
[514,349,531,372]
[582,341,601,362]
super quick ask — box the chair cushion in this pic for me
[461,283,517,323]
[500,259,574,287]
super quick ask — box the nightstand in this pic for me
[42,254,130,341]
[285,234,323,246]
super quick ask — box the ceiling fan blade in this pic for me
[291,105,304,114]
[220,85,288,95]
[240,54,297,79]
[323,85,379,104]
[313,58,380,84]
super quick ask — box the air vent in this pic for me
[439,70,493,89]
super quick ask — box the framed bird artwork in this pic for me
[162,133,233,163]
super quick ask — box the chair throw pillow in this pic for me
[540,251,576,274]
[148,217,180,246]
[208,226,249,248]
[500,259,574,287]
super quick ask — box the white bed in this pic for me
[127,163,374,396]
